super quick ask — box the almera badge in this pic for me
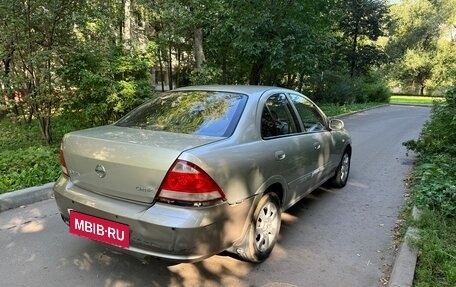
[70,211,130,248]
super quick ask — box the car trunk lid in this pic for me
[62,125,222,203]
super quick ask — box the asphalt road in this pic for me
[0,105,430,287]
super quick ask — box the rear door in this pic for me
[259,93,321,208]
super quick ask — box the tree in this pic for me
[335,0,390,78]
[203,0,335,87]
[0,0,157,142]
[0,0,79,144]
[386,0,456,94]
[59,0,157,126]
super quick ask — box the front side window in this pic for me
[116,91,247,137]
[289,94,327,132]
[261,94,298,138]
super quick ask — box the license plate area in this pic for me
[70,211,130,248]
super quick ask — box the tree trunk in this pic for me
[249,60,264,85]
[297,73,305,93]
[37,116,52,145]
[168,44,173,90]
[2,46,21,119]
[193,28,206,69]
[176,46,181,87]
[350,19,360,78]
[122,0,132,50]
[158,49,165,92]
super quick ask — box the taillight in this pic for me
[60,143,69,176]
[157,160,226,205]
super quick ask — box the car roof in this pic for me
[173,85,296,98]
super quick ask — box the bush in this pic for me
[404,87,456,217]
[189,65,222,85]
[0,116,82,193]
[360,80,391,103]
[307,71,359,104]
[307,70,390,104]
[60,44,156,127]
[403,87,456,156]
[403,87,456,286]
[0,146,60,193]
[412,154,456,217]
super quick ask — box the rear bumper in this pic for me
[53,176,254,262]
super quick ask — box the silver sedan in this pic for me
[54,85,352,262]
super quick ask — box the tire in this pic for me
[331,149,351,188]
[238,193,282,263]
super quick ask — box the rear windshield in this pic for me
[115,91,247,137]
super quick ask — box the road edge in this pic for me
[388,228,419,287]
[330,104,390,119]
[0,182,55,212]
[388,206,422,287]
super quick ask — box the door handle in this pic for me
[314,142,321,150]
[275,151,286,160]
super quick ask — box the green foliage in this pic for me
[307,70,390,104]
[0,120,44,149]
[403,88,456,156]
[335,0,390,77]
[386,0,456,94]
[412,210,456,287]
[60,45,156,126]
[403,88,456,216]
[390,95,445,105]
[0,147,60,193]
[0,0,80,144]
[189,66,222,85]
[411,154,456,217]
[358,71,391,102]
[317,102,383,117]
[0,115,90,193]
[306,71,357,104]
[403,87,456,286]
[202,0,334,86]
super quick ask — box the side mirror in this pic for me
[329,119,344,131]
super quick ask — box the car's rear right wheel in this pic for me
[238,192,281,263]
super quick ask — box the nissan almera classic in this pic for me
[54,85,352,263]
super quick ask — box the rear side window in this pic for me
[261,94,299,138]
[116,91,247,137]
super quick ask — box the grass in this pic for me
[390,95,445,105]
[0,115,87,193]
[412,210,456,287]
[401,88,456,286]
[404,153,456,287]
[318,102,383,117]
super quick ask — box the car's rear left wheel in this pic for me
[238,192,281,263]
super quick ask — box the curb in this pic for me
[0,182,55,212]
[388,207,421,287]
[388,228,419,287]
[330,104,390,119]
[389,103,434,107]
